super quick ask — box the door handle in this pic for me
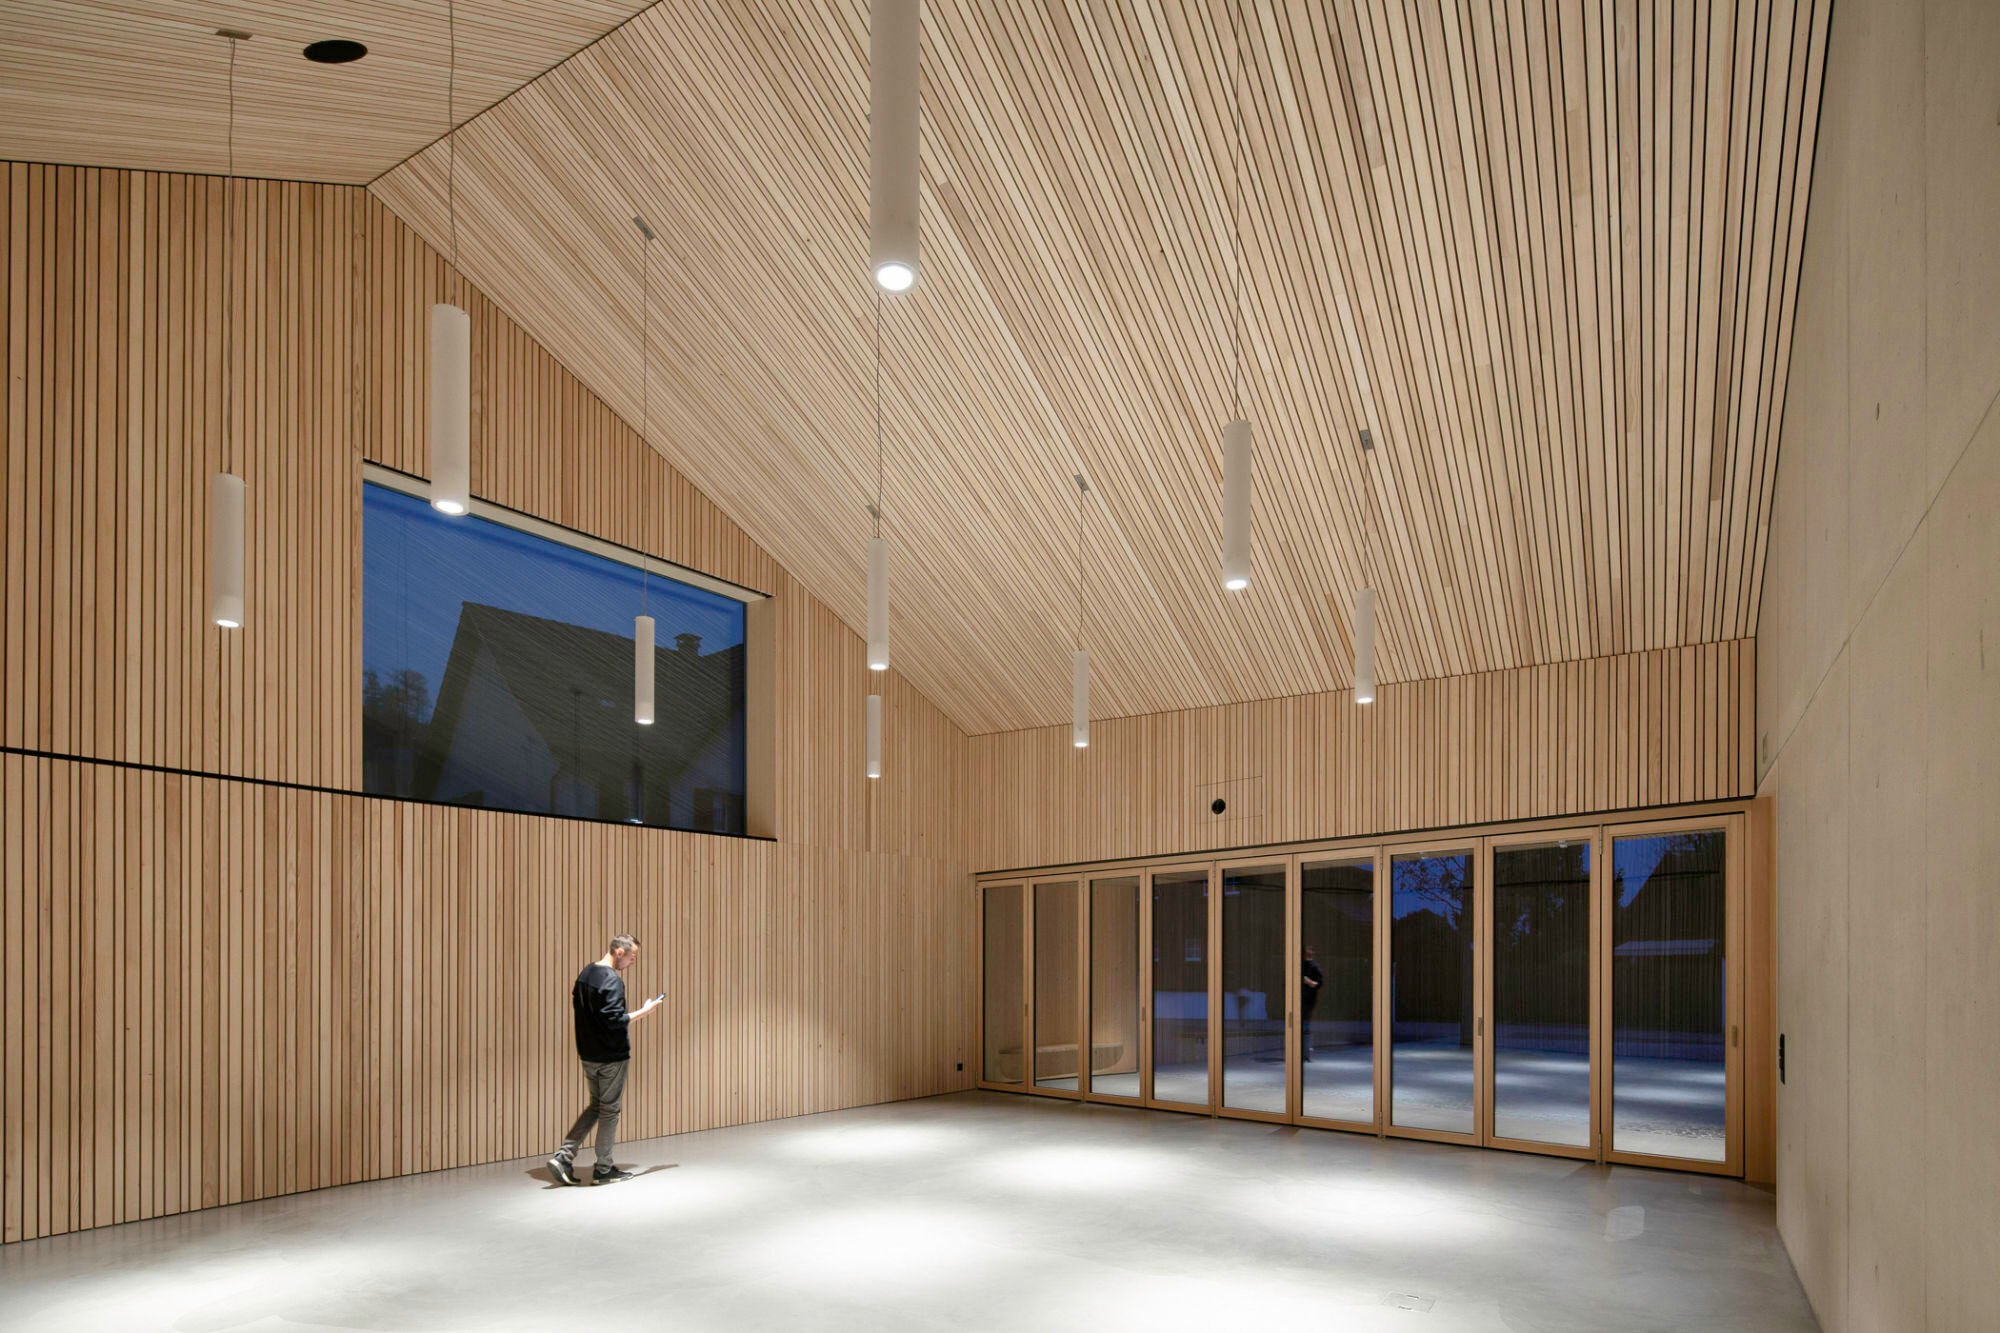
[1476,1015,1484,1038]
[1731,1024,1739,1049]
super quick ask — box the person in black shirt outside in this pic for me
[1300,944,1324,1063]
[548,934,662,1185]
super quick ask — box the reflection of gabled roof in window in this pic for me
[426,602,741,787]
[1611,939,1717,958]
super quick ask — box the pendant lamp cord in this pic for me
[447,0,458,276]
[873,294,884,539]
[224,32,238,476]
[1075,473,1087,653]
[1230,0,1244,421]
[641,227,651,616]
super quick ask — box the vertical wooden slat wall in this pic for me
[1,162,977,1244]
[972,640,1756,872]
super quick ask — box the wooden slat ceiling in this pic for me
[392,2,1822,736]
[0,0,651,184]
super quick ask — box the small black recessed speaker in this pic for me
[1210,797,1227,815]
[304,39,368,64]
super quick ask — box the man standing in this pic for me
[549,935,661,1186]
[1299,944,1323,1063]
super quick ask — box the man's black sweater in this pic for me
[572,963,631,1063]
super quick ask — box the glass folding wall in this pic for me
[1219,863,1288,1116]
[1489,839,1594,1150]
[1148,868,1210,1108]
[1388,847,1477,1137]
[1608,827,1732,1165]
[1032,880,1080,1091]
[975,808,1747,1175]
[1087,875,1144,1099]
[1300,856,1375,1126]
[981,883,1023,1086]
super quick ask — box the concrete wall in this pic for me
[1755,0,2000,1327]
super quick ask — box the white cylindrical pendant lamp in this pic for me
[430,302,471,515]
[1222,418,1252,590]
[867,536,890,670]
[871,0,920,293]
[1072,649,1090,748]
[1354,586,1377,704]
[866,693,883,778]
[634,613,656,725]
[210,471,245,629]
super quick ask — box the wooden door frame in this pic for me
[1599,814,1746,1177]
[1016,877,1085,1101]
[1293,846,1385,1135]
[1481,827,1602,1162]
[1080,869,1147,1107]
[1142,862,1217,1115]
[974,880,1027,1092]
[1213,855,1293,1126]
[1381,837,1485,1147]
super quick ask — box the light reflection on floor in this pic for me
[0,1091,1809,1332]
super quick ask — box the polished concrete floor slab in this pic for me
[0,1091,1813,1332]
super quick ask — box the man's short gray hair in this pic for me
[610,934,640,954]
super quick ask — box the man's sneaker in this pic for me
[547,1154,578,1187]
[592,1165,636,1185]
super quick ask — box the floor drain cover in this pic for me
[1384,1292,1437,1312]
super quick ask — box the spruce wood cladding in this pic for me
[0,752,972,1244]
[4,159,1762,1246]
[372,0,1829,735]
[1,162,977,1243]
[0,0,654,185]
[973,639,1753,871]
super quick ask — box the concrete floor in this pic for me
[0,1091,1813,1332]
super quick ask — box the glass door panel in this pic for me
[1032,881,1080,1091]
[982,883,1024,1085]
[1490,840,1593,1148]
[1389,850,1477,1135]
[1301,857,1374,1124]
[1149,869,1210,1107]
[1088,876,1143,1099]
[1220,864,1287,1115]
[1610,830,1729,1162]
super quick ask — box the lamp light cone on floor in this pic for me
[634,613,656,725]
[866,693,883,778]
[1222,419,1252,590]
[870,0,920,292]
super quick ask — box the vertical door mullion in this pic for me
[1207,862,1221,1114]
[1589,831,1605,1161]
[1477,838,1493,1146]
[1022,882,1035,1094]
[1144,872,1160,1096]
[1375,847,1389,1136]
[1286,853,1301,1122]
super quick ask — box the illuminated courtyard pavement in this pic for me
[0,1091,1812,1332]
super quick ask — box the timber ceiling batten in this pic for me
[368,0,1828,736]
[0,1,653,184]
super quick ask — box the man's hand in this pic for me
[631,994,665,1021]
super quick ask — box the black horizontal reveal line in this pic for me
[1,745,777,845]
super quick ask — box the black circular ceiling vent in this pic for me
[303,39,368,64]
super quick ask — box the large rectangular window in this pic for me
[363,478,748,833]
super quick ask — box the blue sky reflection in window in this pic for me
[363,482,746,832]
